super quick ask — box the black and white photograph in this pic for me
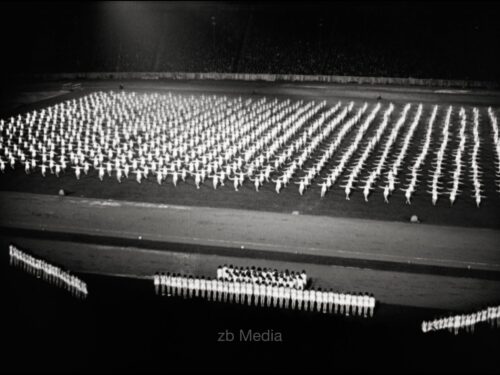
[0,1,499,373]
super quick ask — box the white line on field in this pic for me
[3,220,500,271]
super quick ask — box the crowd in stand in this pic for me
[4,5,498,82]
[9,244,88,299]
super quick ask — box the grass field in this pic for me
[1,79,499,311]
[0,80,500,229]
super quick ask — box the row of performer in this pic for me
[153,272,376,317]
[9,244,88,299]
[8,242,500,333]
[422,305,500,335]
[216,264,308,289]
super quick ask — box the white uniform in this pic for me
[284,287,291,309]
[254,283,261,306]
[228,282,234,303]
[345,294,351,316]
[194,278,200,298]
[154,273,159,295]
[317,290,323,313]
[291,288,297,309]
[304,290,310,311]
[328,292,334,314]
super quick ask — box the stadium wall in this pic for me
[22,72,498,90]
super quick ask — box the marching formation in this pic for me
[447,108,467,206]
[428,106,452,206]
[383,104,423,203]
[9,244,88,299]
[470,108,485,207]
[0,91,498,206]
[422,305,500,335]
[359,103,407,202]
[324,102,380,200]
[154,271,376,317]
[404,105,438,204]
[487,107,500,191]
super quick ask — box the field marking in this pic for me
[434,89,470,94]
[80,270,151,280]
[18,192,499,233]
[287,85,329,89]
[2,219,500,271]
[84,199,193,210]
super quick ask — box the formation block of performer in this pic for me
[9,244,88,299]
[153,272,376,318]
[422,305,500,335]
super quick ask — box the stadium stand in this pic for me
[1,2,499,83]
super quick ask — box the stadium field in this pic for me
[1,79,499,229]
[1,80,500,310]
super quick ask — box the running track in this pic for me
[1,191,500,310]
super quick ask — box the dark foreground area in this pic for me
[1,250,499,374]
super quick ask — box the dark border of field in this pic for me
[14,71,500,90]
[3,226,499,281]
